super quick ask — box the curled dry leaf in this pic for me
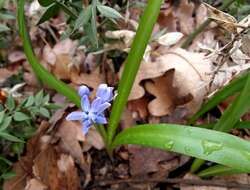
[25,179,47,190]
[173,0,195,35]
[128,96,149,119]
[145,70,193,116]
[157,32,184,46]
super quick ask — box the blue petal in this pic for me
[95,115,107,124]
[96,84,114,103]
[81,95,90,111]
[95,102,111,114]
[78,85,90,97]
[66,111,84,121]
[91,97,102,112]
[81,120,92,135]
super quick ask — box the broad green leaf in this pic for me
[24,96,35,107]
[38,0,54,7]
[39,107,50,118]
[0,116,12,131]
[0,131,24,142]
[6,95,15,111]
[90,0,98,48]
[35,90,44,106]
[42,94,50,104]
[0,24,10,32]
[0,111,5,124]
[198,165,242,177]
[37,3,60,25]
[97,5,123,19]
[0,12,15,20]
[111,124,250,172]
[189,71,248,124]
[73,6,92,31]
[13,112,30,121]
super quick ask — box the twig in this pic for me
[181,0,236,49]
[88,177,250,189]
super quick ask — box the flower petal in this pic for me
[82,120,92,135]
[91,97,102,112]
[81,95,90,111]
[96,84,113,103]
[66,111,84,121]
[95,102,111,114]
[78,85,90,97]
[95,115,107,124]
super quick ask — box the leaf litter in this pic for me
[2,0,250,189]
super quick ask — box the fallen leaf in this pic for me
[157,32,184,46]
[25,179,47,190]
[173,0,195,35]
[128,96,149,119]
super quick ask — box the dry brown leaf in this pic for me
[157,32,184,46]
[56,120,86,169]
[128,145,178,177]
[174,0,195,35]
[128,96,149,119]
[145,70,193,116]
[3,163,28,190]
[57,154,80,190]
[203,2,239,33]
[83,127,105,151]
[8,51,26,63]
[24,179,47,190]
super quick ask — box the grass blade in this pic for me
[198,165,242,177]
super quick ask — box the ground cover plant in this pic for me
[1,0,250,189]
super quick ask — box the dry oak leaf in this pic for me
[173,0,195,35]
[25,179,47,190]
[145,70,193,116]
[154,48,212,114]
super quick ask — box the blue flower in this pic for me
[66,84,113,134]
[96,84,114,103]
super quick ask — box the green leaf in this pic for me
[73,6,92,31]
[111,124,250,172]
[198,165,242,177]
[0,111,5,124]
[1,171,16,179]
[13,112,30,121]
[37,3,60,25]
[0,156,12,165]
[45,103,62,109]
[35,90,44,106]
[107,0,163,148]
[38,0,54,7]
[42,94,50,104]
[188,71,248,124]
[0,12,15,20]
[97,5,123,19]
[17,0,81,108]
[39,107,50,118]
[0,116,12,131]
[55,1,77,19]
[0,131,24,142]
[0,24,10,32]
[24,96,35,107]
[214,73,250,132]
[90,0,98,48]
[6,95,15,111]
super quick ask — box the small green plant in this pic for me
[0,91,59,184]
[37,0,123,51]
[18,0,250,179]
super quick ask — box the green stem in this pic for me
[106,0,163,151]
[17,0,80,107]
[181,0,235,49]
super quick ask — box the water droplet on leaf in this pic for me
[164,140,174,150]
[201,140,223,155]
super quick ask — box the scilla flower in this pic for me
[66,84,113,134]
